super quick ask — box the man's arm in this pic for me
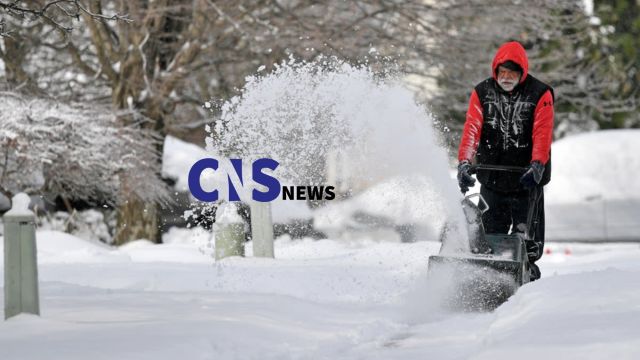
[531,90,554,164]
[458,89,484,162]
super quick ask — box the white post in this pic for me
[3,193,40,320]
[214,203,245,260]
[250,201,274,258]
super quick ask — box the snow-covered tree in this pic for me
[0,92,171,208]
[0,0,129,36]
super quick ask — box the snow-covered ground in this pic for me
[10,119,630,359]
[1,230,639,359]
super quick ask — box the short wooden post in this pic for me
[250,201,274,258]
[3,193,40,320]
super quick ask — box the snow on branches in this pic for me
[0,0,130,36]
[0,92,171,206]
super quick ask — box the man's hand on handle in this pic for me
[457,160,476,193]
[519,161,544,189]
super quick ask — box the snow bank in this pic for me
[470,268,640,360]
[545,129,640,241]
[162,135,221,192]
[32,230,126,264]
[546,129,640,202]
[0,229,217,265]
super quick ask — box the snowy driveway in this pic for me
[1,232,639,360]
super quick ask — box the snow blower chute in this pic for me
[428,165,542,311]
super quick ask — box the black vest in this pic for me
[474,74,553,193]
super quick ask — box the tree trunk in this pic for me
[102,2,190,246]
[111,52,164,245]
[113,195,159,245]
[111,105,164,245]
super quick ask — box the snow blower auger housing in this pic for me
[428,165,540,311]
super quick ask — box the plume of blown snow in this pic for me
[202,56,468,249]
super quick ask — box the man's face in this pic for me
[497,65,521,92]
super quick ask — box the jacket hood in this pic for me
[492,41,528,84]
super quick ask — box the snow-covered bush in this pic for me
[38,209,114,244]
[0,92,171,206]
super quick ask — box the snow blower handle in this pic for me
[469,164,528,174]
[468,164,541,242]
[458,164,526,195]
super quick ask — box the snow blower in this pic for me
[428,165,541,311]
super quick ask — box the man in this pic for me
[456,41,554,281]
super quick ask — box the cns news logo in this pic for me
[188,158,335,202]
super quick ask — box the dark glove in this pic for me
[519,161,544,189]
[457,160,476,193]
[525,239,543,262]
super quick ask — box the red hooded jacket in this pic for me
[458,41,554,165]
